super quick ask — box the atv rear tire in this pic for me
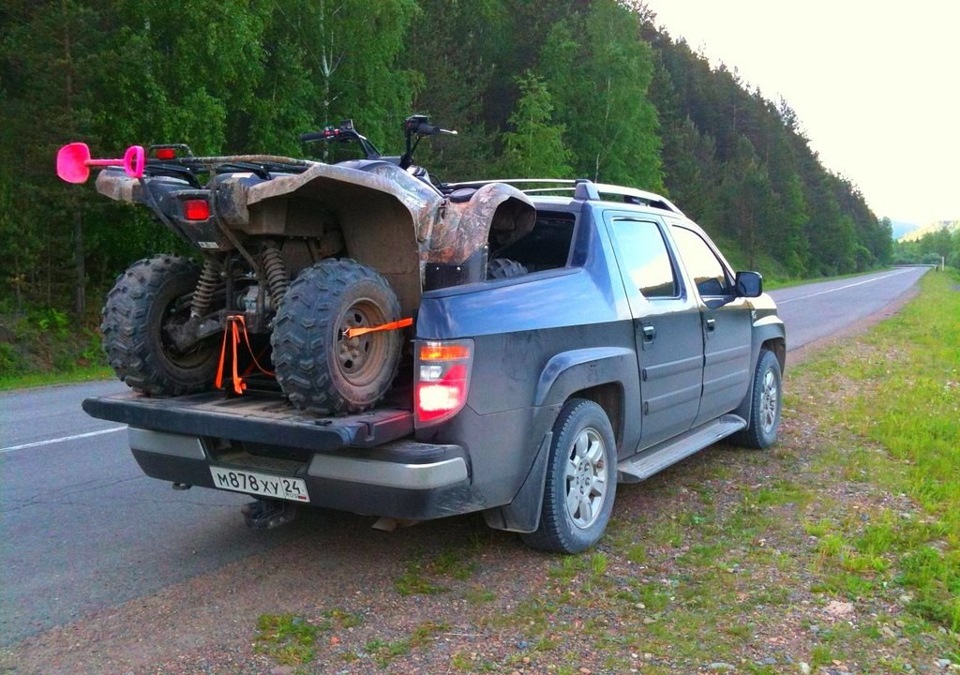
[271,258,403,414]
[101,254,219,396]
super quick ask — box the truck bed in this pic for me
[82,389,414,452]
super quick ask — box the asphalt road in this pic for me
[0,266,930,647]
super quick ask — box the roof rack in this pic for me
[443,178,684,216]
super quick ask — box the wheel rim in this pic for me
[563,428,608,529]
[759,368,779,434]
[336,298,389,387]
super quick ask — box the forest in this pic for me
[0,0,895,322]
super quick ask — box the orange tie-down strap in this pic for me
[215,315,275,395]
[216,315,413,396]
[344,317,413,339]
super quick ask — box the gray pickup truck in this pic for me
[84,179,785,554]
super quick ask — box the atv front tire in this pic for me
[101,254,219,396]
[271,258,403,414]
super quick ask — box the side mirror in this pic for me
[735,271,763,298]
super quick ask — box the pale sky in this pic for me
[642,0,959,226]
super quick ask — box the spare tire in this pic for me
[271,258,403,414]
[101,254,219,396]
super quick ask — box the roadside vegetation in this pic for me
[0,305,109,390]
[237,270,959,673]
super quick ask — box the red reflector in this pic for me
[155,148,176,160]
[183,199,210,221]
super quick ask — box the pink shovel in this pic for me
[56,142,145,183]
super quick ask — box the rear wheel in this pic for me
[522,399,617,554]
[101,254,219,396]
[271,258,403,414]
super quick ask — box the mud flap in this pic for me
[482,431,552,533]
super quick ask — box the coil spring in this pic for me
[262,246,288,310]
[191,259,219,318]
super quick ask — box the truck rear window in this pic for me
[489,212,575,273]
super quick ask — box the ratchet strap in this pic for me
[215,315,274,395]
[344,317,413,339]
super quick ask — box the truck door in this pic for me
[670,224,752,425]
[605,215,704,449]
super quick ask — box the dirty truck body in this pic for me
[84,181,785,552]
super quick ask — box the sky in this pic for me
[641,0,959,226]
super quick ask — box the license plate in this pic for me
[210,467,310,503]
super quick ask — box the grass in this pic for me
[254,613,320,666]
[0,365,112,392]
[804,269,960,630]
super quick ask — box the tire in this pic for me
[101,254,219,396]
[731,349,783,449]
[522,399,618,554]
[271,258,403,414]
[487,258,528,280]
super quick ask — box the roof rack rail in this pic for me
[443,178,684,215]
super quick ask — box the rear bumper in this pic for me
[129,428,474,520]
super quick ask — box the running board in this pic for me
[617,414,747,483]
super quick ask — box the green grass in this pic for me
[254,613,320,666]
[0,365,112,392]
[807,270,960,629]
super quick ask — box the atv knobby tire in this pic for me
[271,258,403,414]
[487,257,528,279]
[101,254,219,396]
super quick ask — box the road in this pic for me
[0,266,929,647]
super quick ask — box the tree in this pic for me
[538,0,663,189]
[499,73,572,178]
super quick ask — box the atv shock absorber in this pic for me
[191,258,220,318]
[262,245,288,310]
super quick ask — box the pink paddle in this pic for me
[56,142,146,183]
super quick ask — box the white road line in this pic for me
[0,426,126,454]
[776,269,913,304]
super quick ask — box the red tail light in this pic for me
[183,199,210,221]
[415,339,474,427]
[155,148,177,160]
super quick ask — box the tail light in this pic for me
[415,339,474,427]
[183,199,210,221]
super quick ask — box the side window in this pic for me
[671,226,731,296]
[609,219,678,299]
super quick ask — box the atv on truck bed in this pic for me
[58,116,534,413]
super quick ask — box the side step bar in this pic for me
[617,414,747,483]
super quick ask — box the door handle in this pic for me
[705,318,716,332]
[642,324,656,342]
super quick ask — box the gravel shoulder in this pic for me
[4,286,957,675]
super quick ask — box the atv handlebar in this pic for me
[299,120,381,159]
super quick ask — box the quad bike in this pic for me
[57,116,535,413]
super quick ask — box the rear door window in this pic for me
[607,218,678,299]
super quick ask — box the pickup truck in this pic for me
[83,179,785,554]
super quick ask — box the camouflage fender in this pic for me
[240,161,444,315]
[427,183,536,265]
